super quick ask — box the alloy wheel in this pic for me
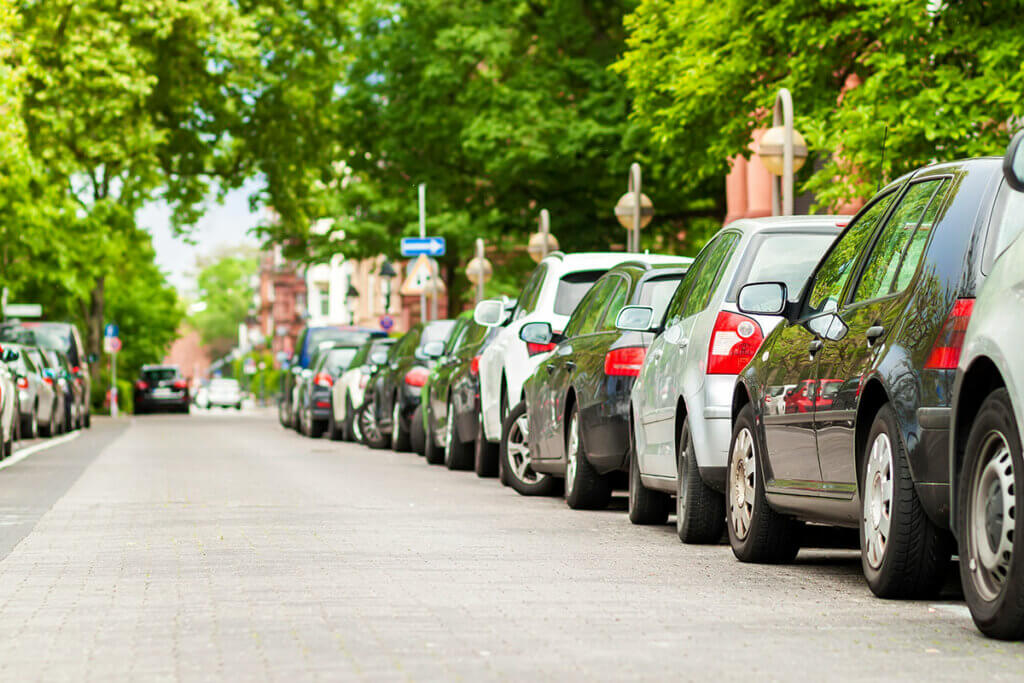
[862,432,894,570]
[392,401,401,442]
[445,402,456,452]
[507,411,539,483]
[566,412,580,495]
[729,427,756,541]
[967,430,1016,601]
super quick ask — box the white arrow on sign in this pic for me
[427,238,444,254]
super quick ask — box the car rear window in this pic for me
[733,233,837,302]
[325,348,359,374]
[422,321,455,344]
[211,379,239,390]
[143,368,179,382]
[637,276,685,325]
[554,270,606,316]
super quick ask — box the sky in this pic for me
[138,178,264,295]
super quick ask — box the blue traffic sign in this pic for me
[400,237,446,257]
[379,315,394,331]
[104,323,118,338]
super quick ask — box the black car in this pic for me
[421,312,491,470]
[371,319,456,452]
[297,343,361,438]
[134,365,190,414]
[518,260,690,507]
[730,157,1004,598]
[278,326,387,429]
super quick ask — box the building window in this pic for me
[320,288,330,317]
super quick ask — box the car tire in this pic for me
[340,395,355,442]
[445,397,473,471]
[278,399,290,428]
[309,416,326,439]
[627,416,670,525]
[676,417,726,544]
[327,403,343,441]
[502,400,557,496]
[358,403,389,449]
[564,403,611,510]
[958,388,1024,639]
[410,404,426,456]
[860,404,952,599]
[84,410,91,428]
[474,410,499,478]
[21,404,38,441]
[727,404,802,563]
[424,407,445,465]
[391,397,412,452]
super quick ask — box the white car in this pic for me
[207,378,242,410]
[626,216,845,542]
[474,251,685,488]
[330,337,396,441]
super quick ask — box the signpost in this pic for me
[104,323,120,418]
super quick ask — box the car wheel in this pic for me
[958,389,1024,639]
[309,415,326,439]
[40,404,55,438]
[727,404,802,563]
[445,397,473,470]
[424,403,445,465]
[340,395,355,442]
[327,404,341,441]
[677,416,726,544]
[84,410,91,428]
[410,404,426,456]
[860,404,951,599]
[628,415,670,525]
[564,404,611,510]
[474,408,499,478]
[26,404,38,440]
[391,397,412,452]
[358,403,388,449]
[502,401,557,496]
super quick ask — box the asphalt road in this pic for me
[0,410,1020,680]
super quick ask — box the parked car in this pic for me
[134,365,190,414]
[330,337,397,441]
[278,326,387,429]
[369,320,456,452]
[20,345,65,437]
[516,259,692,506]
[44,349,85,427]
[207,378,242,410]
[6,321,93,428]
[7,343,57,439]
[948,134,1024,639]
[624,216,844,539]
[475,253,681,480]
[30,348,68,435]
[297,344,361,438]
[730,156,1005,599]
[420,311,491,470]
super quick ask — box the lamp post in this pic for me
[379,259,396,314]
[527,209,559,263]
[757,88,808,217]
[346,284,359,324]
[466,238,493,303]
[615,163,653,252]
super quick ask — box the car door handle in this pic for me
[866,325,885,347]
[565,361,576,373]
[546,364,556,375]
[808,340,823,357]
[679,338,689,349]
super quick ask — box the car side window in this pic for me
[853,180,946,303]
[443,319,468,355]
[575,279,614,337]
[988,181,1024,263]
[598,277,630,332]
[803,192,896,317]
[514,265,547,320]
[681,233,739,318]
[663,237,718,326]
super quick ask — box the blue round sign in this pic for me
[379,315,394,331]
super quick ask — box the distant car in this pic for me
[134,365,190,414]
[278,326,387,429]
[297,344,361,438]
[6,343,61,439]
[330,337,397,441]
[207,378,242,410]
[32,349,68,435]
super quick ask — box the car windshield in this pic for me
[324,348,359,374]
[422,321,455,344]
[637,276,685,324]
[0,325,36,345]
[738,233,837,301]
[143,368,179,382]
[309,328,374,350]
[554,270,605,316]
[210,379,238,390]
[21,323,72,352]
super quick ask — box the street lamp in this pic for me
[757,88,808,217]
[615,163,653,253]
[346,284,359,324]
[379,259,396,313]
[527,209,559,263]
[466,238,493,303]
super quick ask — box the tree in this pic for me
[190,253,258,360]
[616,0,1024,208]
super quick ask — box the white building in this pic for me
[304,254,355,326]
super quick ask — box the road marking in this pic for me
[0,431,81,471]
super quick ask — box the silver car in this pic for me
[625,216,845,542]
[9,344,62,438]
[949,134,1024,639]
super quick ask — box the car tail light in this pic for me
[135,380,149,390]
[315,400,331,409]
[43,375,53,386]
[172,379,188,390]
[405,367,429,387]
[314,372,333,388]
[604,347,647,377]
[707,311,764,375]
[72,365,81,374]
[470,355,481,377]
[924,298,975,370]
[526,342,556,356]
[16,377,28,390]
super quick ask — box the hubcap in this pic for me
[968,430,1016,601]
[566,413,580,495]
[446,402,455,452]
[729,427,756,540]
[863,433,894,570]
[392,401,401,442]
[506,412,540,483]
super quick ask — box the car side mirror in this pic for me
[421,341,445,359]
[807,313,849,342]
[1004,129,1024,192]
[2,348,18,363]
[369,351,389,366]
[738,282,788,316]
[615,306,655,332]
[87,353,99,363]
[519,322,553,345]
[474,299,507,327]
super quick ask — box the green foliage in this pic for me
[617,0,1024,207]
[190,255,257,359]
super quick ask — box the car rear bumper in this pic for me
[913,407,952,528]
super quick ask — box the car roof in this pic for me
[720,214,850,236]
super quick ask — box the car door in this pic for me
[814,178,949,485]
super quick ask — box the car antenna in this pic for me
[877,125,888,192]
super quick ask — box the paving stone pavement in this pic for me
[0,412,1021,681]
